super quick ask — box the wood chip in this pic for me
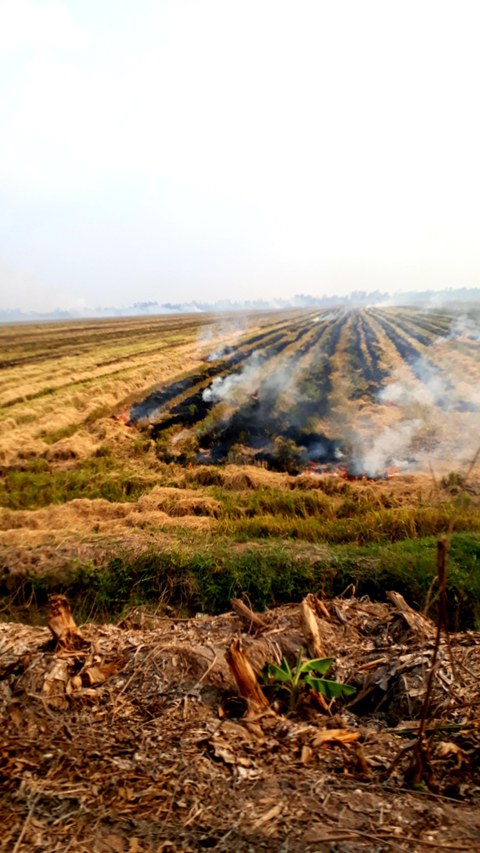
[313,729,361,747]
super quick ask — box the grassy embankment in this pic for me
[1,454,479,628]
[5,527,480,630]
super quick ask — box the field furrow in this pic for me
[130,321,307,425]
[148,312,346,465]
[1,305,479,480]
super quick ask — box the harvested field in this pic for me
[129,306,480,476]
[2,306,480,478]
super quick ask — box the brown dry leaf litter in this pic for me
[1,594,480,852]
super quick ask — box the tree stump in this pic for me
[226,637,269,710]
[300,597,325,659]
[48,594,89,651]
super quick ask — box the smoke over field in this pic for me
[1,305,480,630]
[130,306,480,476]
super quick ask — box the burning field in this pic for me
[0,305,479,600]
[129,306,480,478]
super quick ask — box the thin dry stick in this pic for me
[300,832,404,851]
[306,829,473,851]
[195,645,218,686]
[422,573,439,618]
[418,541,448,749]
[401,539,448,790]
[12,798,38,853]
[463,444,480,483]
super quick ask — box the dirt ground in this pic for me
[1,594,480,852]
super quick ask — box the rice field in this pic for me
[1,305,479,622]
[129,305,480,476]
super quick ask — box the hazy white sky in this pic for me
[1,0,479,311]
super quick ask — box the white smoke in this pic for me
[355,334,480,474]
[196,315,249,359]
[380,382,418,407]
[201,377,224,403]
[262,355,303,400]
[436,314,480,344]
[202,350,305,413]
[379,356,480,413]
[202,352,264,404]
[206,347,228,362]
[358,420,421,477]
[311,311,338,322]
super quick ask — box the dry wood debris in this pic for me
[300,594,326,659]
[1,593,480,851]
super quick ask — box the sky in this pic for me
[1,0,480,312]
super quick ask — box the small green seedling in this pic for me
[264,654,356,713]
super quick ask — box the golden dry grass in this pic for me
[0,312,269,465]
[0,492,218,547]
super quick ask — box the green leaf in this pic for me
[297,657,334,677]
[266,661,293,683]
[305,676,356,699]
